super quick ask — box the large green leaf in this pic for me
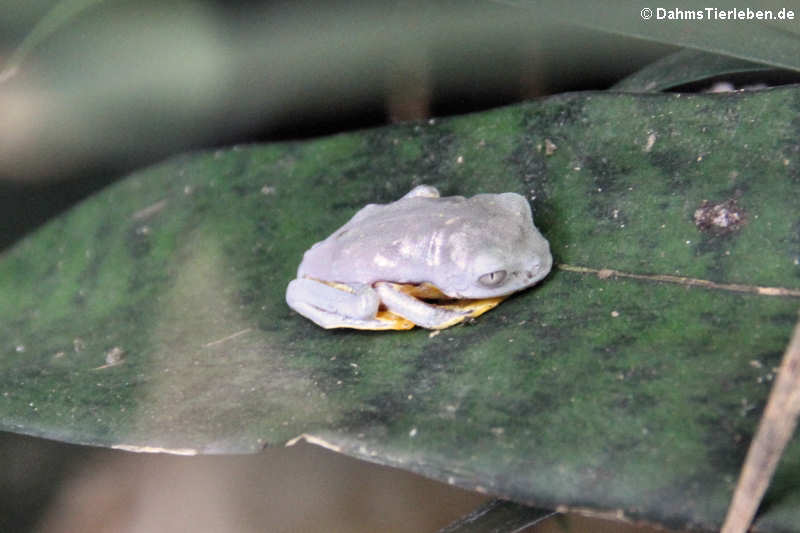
[1,88,799,531]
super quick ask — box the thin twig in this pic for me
[721,313,800,533]
[557,264,800,298]
[203,328,251,348]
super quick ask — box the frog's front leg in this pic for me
[374,282,471,330]
[286,278,397,330]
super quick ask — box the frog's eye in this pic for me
[478,270,507,287]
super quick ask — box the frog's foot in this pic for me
[374,282,483,330]
[286,278,412,330]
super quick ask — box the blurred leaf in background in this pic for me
[0,1,677,250]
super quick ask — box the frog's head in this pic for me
[442,193,552,299]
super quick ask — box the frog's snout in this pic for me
[525,254,553,281]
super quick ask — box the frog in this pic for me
[285,184,552,330]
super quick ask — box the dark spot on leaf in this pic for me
[693,198,747,234]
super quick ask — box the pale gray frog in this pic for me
[285,185,552,330]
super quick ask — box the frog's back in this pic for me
[297,196,468,285]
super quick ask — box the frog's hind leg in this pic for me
[286,278,403,330]
[374,282,471,330]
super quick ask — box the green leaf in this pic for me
[1,88,799,531]
[514,0,800,72]
[612,49,776,92]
